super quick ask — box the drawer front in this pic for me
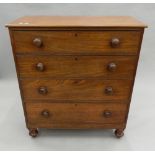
[26,102,127,128]
[21,79,132,101]
[13,31,141,55]
[17,55,137,79]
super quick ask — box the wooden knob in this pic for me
[105,87,113,95]
[111,38,120,47]
[41,110,50,117]
[33,38,42,47]
[107,62,117,71]
[36,62,44,72]
[38,86,48,95]
[103,110,112,118]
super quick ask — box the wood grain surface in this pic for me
[6,16,147,28]
[17,55,137,79]
[21,79,132,101]
[6,16,146,135]
[12,30,141,55]
[26,102,127,128]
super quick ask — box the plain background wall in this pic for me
[0,3,155,150]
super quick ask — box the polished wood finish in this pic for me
[41,110,50,118]
[7,16,147,138]
[6,16,147,28]
[21,79,132,101]
[111,38,120,47]
[12,31,141,55]
[33,38,43,47]
[16,55,137,79]
[26,102,127,128]
[38,86,48,95]
[36,62,45,72]
[29,128,38,137]
[114,128,124,138]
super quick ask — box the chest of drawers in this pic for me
[6,16,147,138]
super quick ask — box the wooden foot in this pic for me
[114,129,124,138]
[29,128,38,137]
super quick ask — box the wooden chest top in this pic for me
[6,16,147,28]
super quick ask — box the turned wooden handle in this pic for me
[36,62,44,72]
[41,110,50,117]
[38,86,48,95]
[107,62,117,71]
[103,110,112,118]
[111,38,120,47]
[33,38,43,47]
[105,87,113,95]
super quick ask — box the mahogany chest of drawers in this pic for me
[6,16,147,138]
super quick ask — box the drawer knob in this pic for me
[33,38,43,47]
[103,110,112,118]
[41,110,50,117]
[105,87,113,95]
[38,86,48,95]
[111,38,120,47]
[107,62,117,71]
[36,62,44,72]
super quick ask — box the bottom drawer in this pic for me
[26,102,127,128]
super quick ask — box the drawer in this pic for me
[13,31,141,55]
[21,79,132,101]
[17,55,137,79]
[26,102,127,128]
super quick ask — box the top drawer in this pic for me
[12,31,141,55]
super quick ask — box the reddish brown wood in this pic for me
[26,102,127,128]
[16,55,137,79]
[8,30,29,129]
[33,38,43,47]
[28,128,38,137]
[103,110,112,118]
[36,62,44,72]
[6,16,147,137]
[114,128,124,138]
[12,30,141,55]
[41,110,50,118]
[107,62,117,72]
[111,38,120,47]
[6,16,147,28]
[20,79,132,101]
[38,86,48,95]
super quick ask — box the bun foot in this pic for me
[29,128,38,137]
[114,129,124,138]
